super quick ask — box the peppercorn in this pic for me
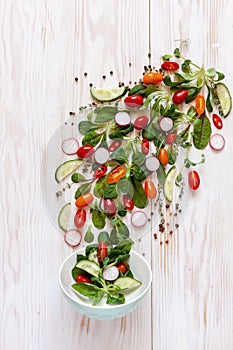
[74,77,78,82]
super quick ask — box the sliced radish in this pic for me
[114,112,131,127]
[103,266,119,281]
[131,211,147,228]
[159,117,174,132]
[61,138,79,155]
[94,147,110,164]
[64,229,82,247]
[145,156,160,172]
[209,134,225,151]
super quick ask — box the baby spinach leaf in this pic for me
[193,114,211,149]
[132,179,148,208]
[84,226,94,243]
[157,165,166,186]
[82,131,102,146]
[85,244,98,257]
[92,209,106,229]
[185,87,201,104]
[110,146,127,163]
[104,183,118,199]
[110,220,129,244]
[128,84,146,96]
[98,231,112,245]
[93,175,107,197]
[206,86,214,113]
[132,150,146,167]
[117,178,134,198]
[78,121,99,135]
[94,106,118,123]
[72,282,101,299]
[93,290,105,306]
[75,183,92,199]
[107,291,125,305]
[71,173,86,183]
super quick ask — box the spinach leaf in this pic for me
[110,220,129,244]
[107,291,125,305]
[75,183,92,199]
[128,84,146,96]
[110,146,127,163]
[117,178,134,198]
[94,106,118,123]
[84,226,94,243]
[92,209,106,229]
[206,86,214,113]
[82,132,102,146]
[71,173,86,183]
[78,121,99,135]
[157,165,166,186]
[167,145,178,165]
[193,114,211,149]
[132,178,148,208]
[85,244,98,257]
[98,231,112,245]
[185,87,201,104]
[93,175,107,197]
[93,290,105,306]
[132,165,150,182]
[132,150,146,167]
[104,183,118,199]
[72,282,101,299]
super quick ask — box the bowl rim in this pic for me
[59,248,152,310]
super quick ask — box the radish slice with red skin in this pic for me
[103,266,119,281]
[145,156,160,172]
[159,117,174,132]
[209,134,225,151]
[61,138,79,155]
[64,229,82,247]
[94,147,110,164]
[131,211,147,228]
[114,112,131,127]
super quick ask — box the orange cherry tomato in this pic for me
[107,166,126,184]
[144,180,157,199]
[195,94,205,115]
[143,71,163,85]
[158,148,169,166]
[75,193,94,208]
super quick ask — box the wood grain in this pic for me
[0,0,233,349]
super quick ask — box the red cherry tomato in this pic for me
[195,94,205,115]
[74,208,86,228]
[97,241,108,262]
[76,275,91,283]
[188,170,200,190]
[75,193,94,208]
[107,166,126,184]
[158,148,169,166]
[117,263,127,274]
[134,115,149,130]
[212,114,223,129]
[161,61,179,71]
[172,89,188,104]
[144,179,157,199]
[141,138,149,155]
[123,195,134,210]
[94,165,107,178]
[76,145,94,158]
[104,198,116,215]
[108,140,122,152]
[143,71,164,85]
[166,131,177,145]
[124,95,144,108]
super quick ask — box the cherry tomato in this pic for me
[195,94,205,115]
[76,275,91,283]
[212,113,223,130]
[124,95,144,108]
[76,145,94,158]
[143,71,164,85]
[117,263,127,274]
[134,115,149,130]
[144,179,157,199]
[123,195,134,210]
[97,241,108,262]
[172,89,188,104]
[104,198,116,215]
[161,61,179,71]
[166,131,177,145]
[141,138,149,155]
[74,208,86,228]
[108,140,122,152]
[107,166,126,184]
[75,193,94,208]
[94,165,107,178]
[188,170,200,190]
[158,148,169,166]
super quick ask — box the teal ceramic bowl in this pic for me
[59,248,152,320]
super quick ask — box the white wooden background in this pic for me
[1,1,233,349]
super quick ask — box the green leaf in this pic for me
[181,59,192,73]
[110,146,127,163]
[174,48,181,58]
[206,86,214,113]
[157,165,166,186]
[193,115,212,149]
[132,178,148,208]
[206,67,216,78]
[84,226,94,243]
[214,71,225,81]
[117,178,134,198]
[93,290,105,306]
[163,75,173,87]
[167,145,178,165]
[82,131,102,146]
[110,220,130,244]
[162,54,172,61]
[107,291,125,305]
[104,183,118,199]
[128,84,146,96]
[93,175,107,198]
[92,209,106,229]
[98,231,112,245]
[132,150,146,167]
[71,173,86,183]
[94,106,118,123]
[78,121,99,134]
[187,106,197,119]
[75,183,92,199]
[185,87,201,104]
[72,282,101,299]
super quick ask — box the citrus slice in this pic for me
[90,87,127,102]
[164,166,177,202]
[58,203,71,231]
[55,159,83,183]
[215,83,232,117]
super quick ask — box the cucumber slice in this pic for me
[164,166,177,202]
[58,203,71,231]
[76,260,101,277]
[216,83,232,117]
[90,87,127,102]
[113,277,141,290]
[55,159,83,183]
[88,250,99,265]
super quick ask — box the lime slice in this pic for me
[164,166,177,202]
[216,83,232,117]
[55,159,83,183]
[58,203,71,231]
[90,87,127,102]
[76,260,101,277]
[113,277,141,290]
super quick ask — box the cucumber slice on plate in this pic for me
[58,203,71,231]
[215,83,232,117]
[113,276,141,290]
[164,166,177,202]
[90,87,127,102]
[55,159,83,183]
[76,260,101,277]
